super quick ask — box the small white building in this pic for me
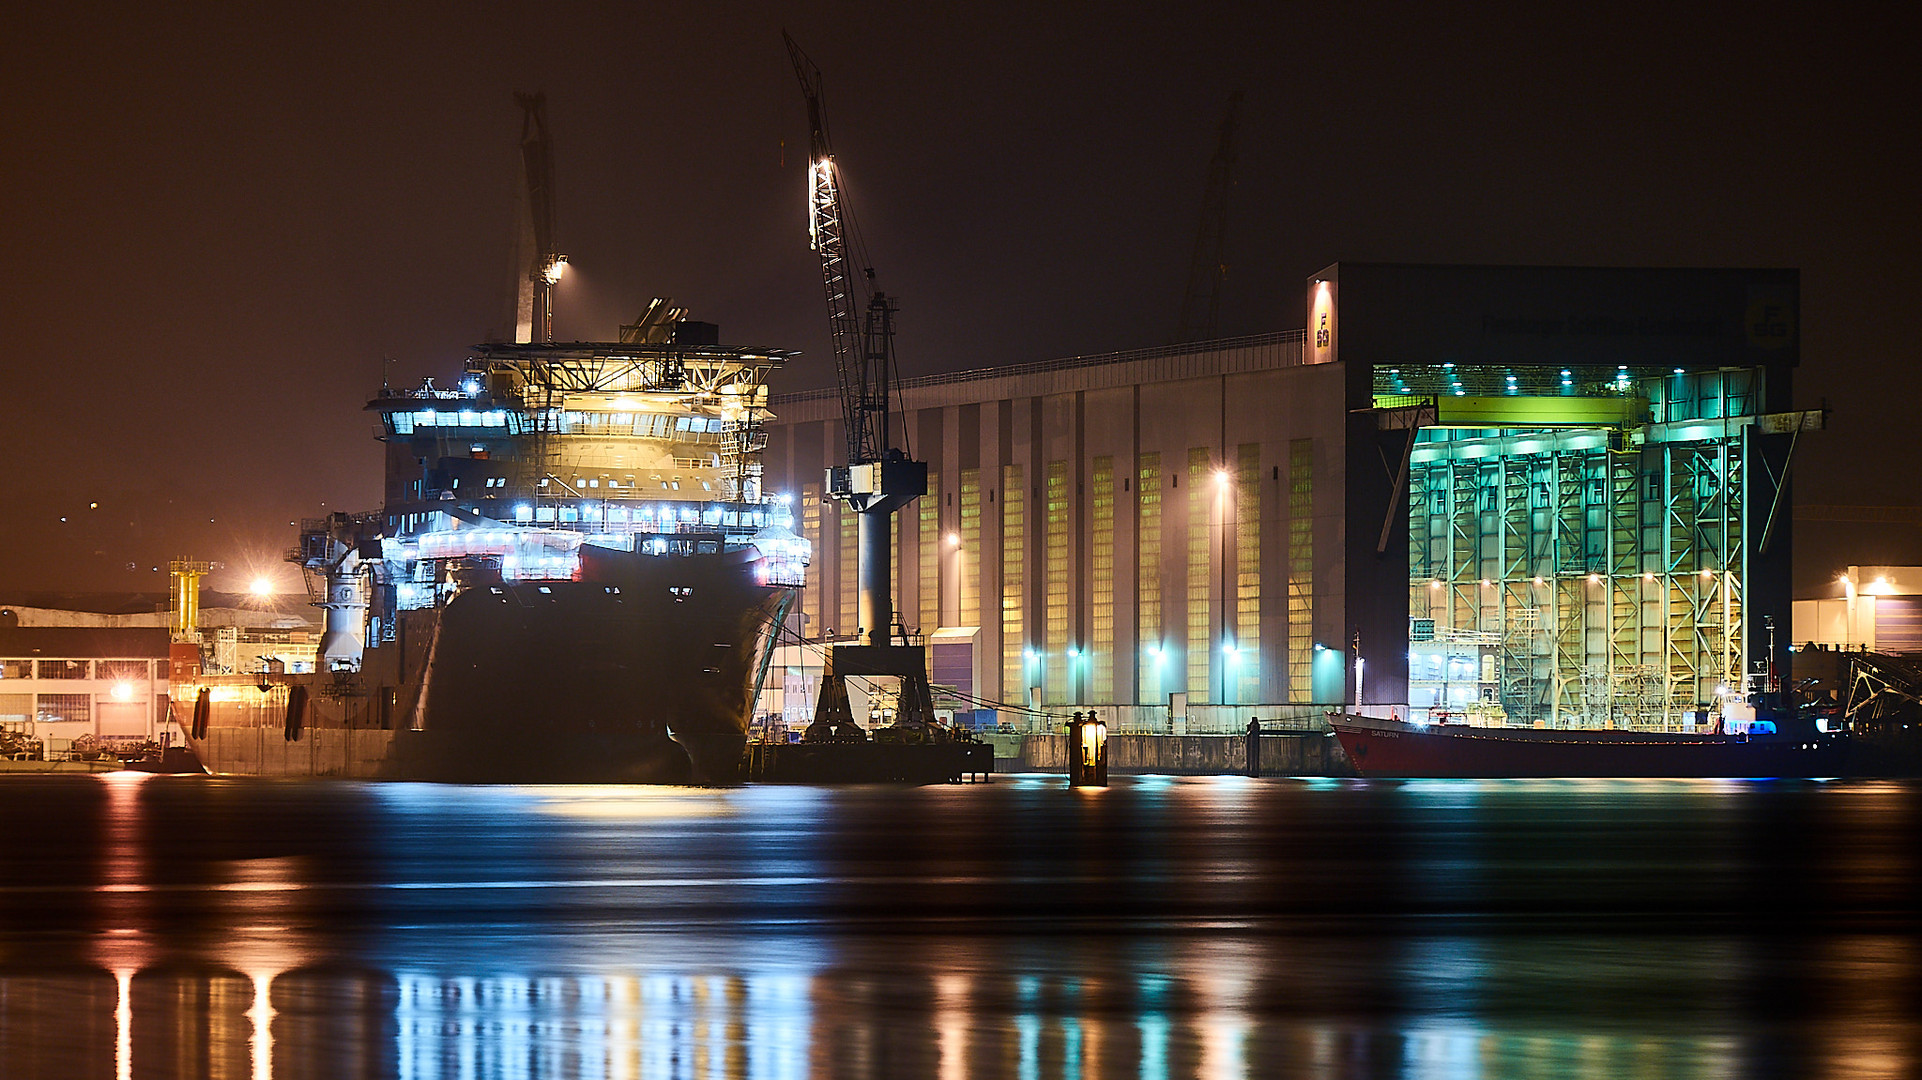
[1793,566,1922,653]
[0,598,321,754]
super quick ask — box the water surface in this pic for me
[1,773,1917,1078]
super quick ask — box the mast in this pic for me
[514,92,566,343]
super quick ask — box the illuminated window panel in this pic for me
[1045,461,1070,704]
[1001,464,1025,702]
[802,483,823,638]
[960,468,981,629]
[1091,456,1116,704]
[918,472,941,635]
[1137,453,1162,704]
[839,504,858,639]
[1187,448,1213,701]
[1236,443,1260,703]
[1289,439,1314,703]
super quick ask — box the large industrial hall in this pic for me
[763,263,1806,731]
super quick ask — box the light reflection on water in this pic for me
[0,775,1916,1078]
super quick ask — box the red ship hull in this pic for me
[1330,713,1848,778]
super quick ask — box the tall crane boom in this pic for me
[784,31,894,469]
[783,32,935,737]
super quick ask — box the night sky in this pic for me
[4,3,1914,596]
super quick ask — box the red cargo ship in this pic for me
[1329,711,1848,778]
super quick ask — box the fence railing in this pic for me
[991,703,1340,736]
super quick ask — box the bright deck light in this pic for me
[249,577,274,596]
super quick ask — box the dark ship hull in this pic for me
[1330,712,1849,779]
[182,548,792,783]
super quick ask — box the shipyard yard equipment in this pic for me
[784,32,939,738]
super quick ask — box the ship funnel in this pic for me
[318,564,367,671]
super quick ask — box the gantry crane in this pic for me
[784,31,937,736]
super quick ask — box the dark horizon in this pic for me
[5,3,1915,594]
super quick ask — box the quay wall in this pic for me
[981,733,1356,776]
[198,726,393,777]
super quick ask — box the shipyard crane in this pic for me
[514,91,566,343]
[1174,88,1243,344]
[784,31,936,734]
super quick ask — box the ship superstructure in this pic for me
[174,317,812,782]
[363,323,809,630]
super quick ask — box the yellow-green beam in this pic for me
[1377,394,1649,429]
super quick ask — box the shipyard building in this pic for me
[763,264,1805,730]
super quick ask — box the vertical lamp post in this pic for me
[1352,631,1365,713]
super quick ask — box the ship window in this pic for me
[588,479,599,488]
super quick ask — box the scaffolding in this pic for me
[1406,371,1756,728]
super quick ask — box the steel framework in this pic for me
[1410,430,1748,728]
